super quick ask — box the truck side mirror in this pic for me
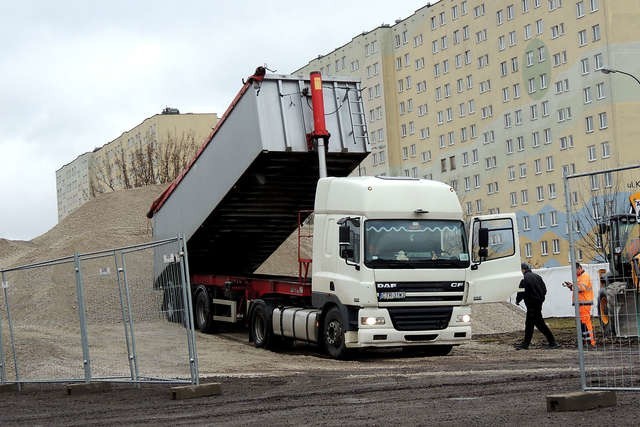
[339,224,351,245]
[478,227,489,247]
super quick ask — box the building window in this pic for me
[587,144,597,161]
[536,19,544,34]
[519,163,527,178]
[521,190,529,204]
[560,135,574,150]
[601,141,610,158]
[536,185,544,201]
[523,215,531,230]
[598,112,608,129]
[525,243,532,258]
[576,1,585,17]
[541,241,548,256]
[538,212,546,228]
[580,57,590,74]
[546,155,554,171]
[583,87,592,104]
[578,30,587,46]
[592,24,601,41]
[596,82,606,99]
[548,183,557,199]
[585,116,594,133]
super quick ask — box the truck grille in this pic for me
[376,281,465,304]
[387,306,453,331]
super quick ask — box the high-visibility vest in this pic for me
[576,271,594,306]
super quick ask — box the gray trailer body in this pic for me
[149,73,370,275]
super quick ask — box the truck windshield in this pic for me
[364,219,470,269]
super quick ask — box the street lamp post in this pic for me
[600,67,640,86]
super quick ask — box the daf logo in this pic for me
[450,282,465,288]
[377,283,397,289]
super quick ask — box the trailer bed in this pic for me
[148,71,369,275]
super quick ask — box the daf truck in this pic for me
[147,68,522,358]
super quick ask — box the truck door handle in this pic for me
[330,281,335,291]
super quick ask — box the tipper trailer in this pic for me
[147,68,522,358]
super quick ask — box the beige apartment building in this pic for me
[295,0,640,267]
[56,109,218,221]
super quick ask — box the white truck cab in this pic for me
[310,176,521,357]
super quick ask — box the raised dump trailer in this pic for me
[149,69,368,275]
[148,68,522,358]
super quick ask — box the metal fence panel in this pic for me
[0,257,85,383]
[565,164,640,391]
[0,236,197,386]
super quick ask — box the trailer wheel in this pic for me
[162,286,184,324]
[323,307,348,359]
[250,301,274,349]
[194,285,216,333]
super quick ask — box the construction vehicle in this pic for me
[597,191,640,337]
[147,67,522,358]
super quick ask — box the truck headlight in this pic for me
[361,316,385,326]
[456,314,471,324]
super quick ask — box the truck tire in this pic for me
[162,287,184,324]
[194,285,216,333]
[323,307,348,359]
[250,301,274,349]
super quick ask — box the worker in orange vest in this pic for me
[564,262,596,348]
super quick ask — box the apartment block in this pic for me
[295,0,640,267]
[56,109,218,221]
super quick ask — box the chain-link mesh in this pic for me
[0,236,197,386]
[565,164,640,391]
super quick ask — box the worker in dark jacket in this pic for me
[514,263,560,350]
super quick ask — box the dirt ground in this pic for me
[2,188,639,425]
[0,328,638,426]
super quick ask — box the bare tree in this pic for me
[90,130,202,196]
[569,169,628,264]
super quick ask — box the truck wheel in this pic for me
[194,285,216,333]
[162,286,183,324]
[250,301,274,349]
[323,307,348,359]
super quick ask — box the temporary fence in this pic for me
[0,236,198,389]
[564,163,640,391]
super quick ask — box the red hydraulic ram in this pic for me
[308,71,330,178]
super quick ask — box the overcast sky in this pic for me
[0,0,431,241]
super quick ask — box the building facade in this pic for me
[56,110,218,221]
[295,0,640,267]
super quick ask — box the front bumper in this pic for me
[344,306,471,349]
